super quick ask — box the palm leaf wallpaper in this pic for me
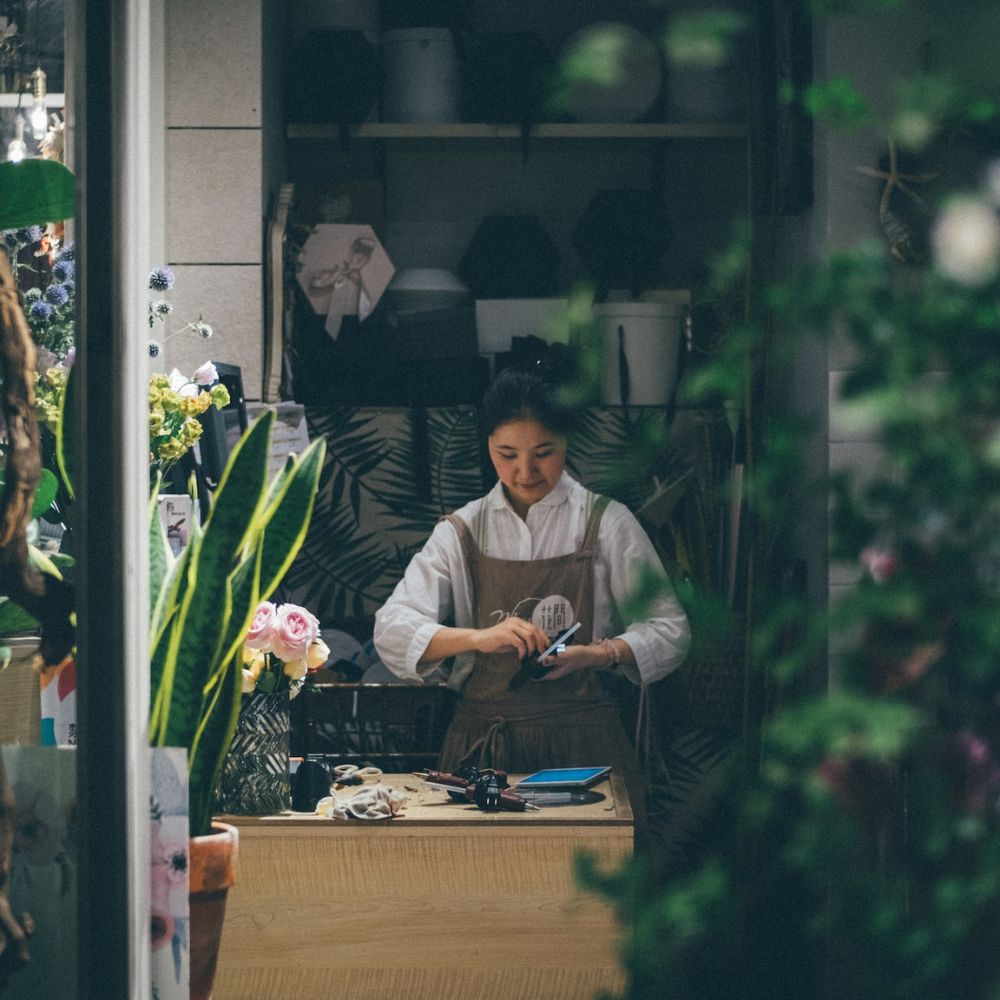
[284,404,682,636]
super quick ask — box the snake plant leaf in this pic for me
[257,438,326,600]
[187,535,263,837]
[156,411,273,751]
[0,596,39,633]
[31,469,59,520]
[0,159,75,229]
[55,361,77,501]
[212,542,263,701]
[148,487,175,632]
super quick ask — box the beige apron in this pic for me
[437,496,640,790]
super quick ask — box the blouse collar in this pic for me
[487,471,577,513]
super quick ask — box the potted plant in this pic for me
[147,408,325,999]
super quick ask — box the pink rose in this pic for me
[245,601,278,650]
[860,546,899,584]
[270,603,320,662]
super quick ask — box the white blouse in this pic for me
[373,472,690,688]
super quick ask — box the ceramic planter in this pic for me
[188,820,239,1000]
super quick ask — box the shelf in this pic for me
[287,121,748,141]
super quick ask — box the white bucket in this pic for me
[381,28,460,122]
[595,301,685,406]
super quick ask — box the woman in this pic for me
[373,369,690,783]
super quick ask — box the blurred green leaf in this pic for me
[665,10,749,68]
[803,76,871,130]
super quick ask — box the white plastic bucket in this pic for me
[381,28,460,122]
[595,301,685,406]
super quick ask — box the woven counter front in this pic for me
[214,773,633,1000]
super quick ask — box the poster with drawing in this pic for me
[295,224,394,340]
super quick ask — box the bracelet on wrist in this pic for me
[598,638,619,670]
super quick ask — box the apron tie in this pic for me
[456,700,615,771]
[463,715,510,769]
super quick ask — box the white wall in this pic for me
[796,0,1000,653]
[162,0,285,399]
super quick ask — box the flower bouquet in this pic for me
[215,601,329,816]
[241,601,330,697]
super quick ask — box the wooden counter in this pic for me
[214,773,633,1000]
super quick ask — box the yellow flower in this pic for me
[242,646,267,678]
[195,392,212,414]
[150,373,171,390]
[282,658,308,682]
[305,638,330,671]
[241,669,257,694]
[160,389,180,413]
[179,396,201,417]
[181,417,203,445]
[157,439,186,461]
[209,384,230,408]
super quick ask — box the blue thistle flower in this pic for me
[15,226,43,244]
[3,231,19,253]
[56,241,75,261]
[44,283,70,306]
[30,300,55,322]
[148,266,175,292]
[23,287,42,303]
[148,339,163,359]
[62,279,75,297]
[53,258,74,282]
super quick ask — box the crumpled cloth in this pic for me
[315,783,408,821]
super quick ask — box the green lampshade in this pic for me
[0,158,75,229]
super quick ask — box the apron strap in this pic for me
[441,513,480,609]
[581,494,611,551]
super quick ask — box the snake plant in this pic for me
[148,409,325,836]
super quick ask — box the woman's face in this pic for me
[488,418,567,516]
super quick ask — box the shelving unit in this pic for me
[287,121,749,141]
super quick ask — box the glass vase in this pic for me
[214,690,290,815]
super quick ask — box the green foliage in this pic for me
[664,9,749,68]
[149,410,325,836]
[570,6,1000,997]
[802,75,872,130]
[0,160,74,230]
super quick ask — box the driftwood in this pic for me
[0,755,32,987]
[0,247,74,667]
[0,245,77,983]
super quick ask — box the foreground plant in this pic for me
[149,410,325,836]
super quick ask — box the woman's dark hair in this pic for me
[480,369,579,438]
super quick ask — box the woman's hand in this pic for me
[536,644,605,681]
[472,619,551,660]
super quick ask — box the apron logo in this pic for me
[488,594,576,638]
[530,595,573,636]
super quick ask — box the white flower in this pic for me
[167,367,199,397]
[241,668,257,693]
[932,197,1000,287]
[192,360,218,386]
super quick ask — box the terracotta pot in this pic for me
[189,821,239,1000]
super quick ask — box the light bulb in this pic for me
[29,66,47,135]
[6,116,27,163]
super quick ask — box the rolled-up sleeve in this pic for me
[373,519,462,682]
[598,503,691,686]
